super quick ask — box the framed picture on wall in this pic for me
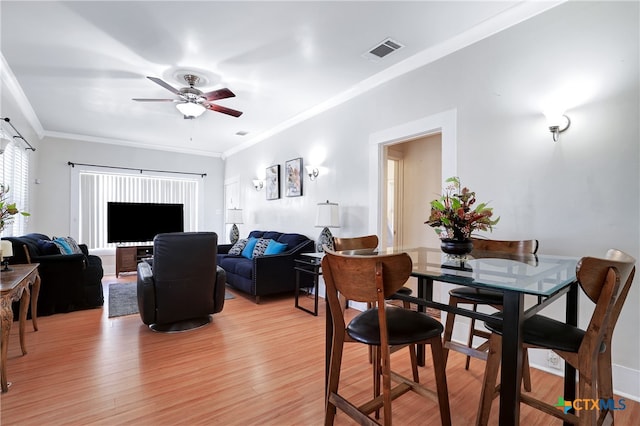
[265,164,280,200]
[285,157,303,197]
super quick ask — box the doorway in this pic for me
[382,134,442,251]
[367,108,458,304]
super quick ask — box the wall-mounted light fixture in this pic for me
[305,166,319,181]
[544,110,571,142]
[252,179,264,191]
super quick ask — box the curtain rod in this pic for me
[67,161,207,178]
[1,117,36,151]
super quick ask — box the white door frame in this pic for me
[367,109,457,306]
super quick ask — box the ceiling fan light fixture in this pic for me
[176,102,206,118]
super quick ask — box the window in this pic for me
[78,171,199,249]
[0,142,30,237]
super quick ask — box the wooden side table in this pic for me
[0,263,41,392]
[294,253,324,316]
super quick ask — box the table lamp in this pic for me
[315,200,340,252]
[0,240,13,272]
[226,208,244,244]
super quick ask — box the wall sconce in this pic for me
[252,179,264,191]
[544,111,571,142]
[305,166,319,181]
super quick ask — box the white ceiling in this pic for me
[1,1,562,158]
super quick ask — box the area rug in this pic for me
[108,282,235,318]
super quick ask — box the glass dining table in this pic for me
[325,246,579,426]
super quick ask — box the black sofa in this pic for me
[217,230,315,302]
[2,233,104,317]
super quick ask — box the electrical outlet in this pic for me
[547,351,562,369]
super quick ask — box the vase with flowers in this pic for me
[425,176,499,255]
[1,183,30,234]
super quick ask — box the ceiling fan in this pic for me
[132,74,243,119]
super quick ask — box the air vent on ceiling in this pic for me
[363,38,404,61]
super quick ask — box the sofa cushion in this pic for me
[52,237,74,254]
[37,239,60,255]
[234,257,254,279]
[241,237,259,259]
[252,238,271,257]
[248,231,265,239]
[262,231,283,240]
[265,240,288,255]
[228,238,248,255]
[218,255,240,274]
[276,233,308,249]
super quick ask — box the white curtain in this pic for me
[79,172,198,249]
[0,142,30,237]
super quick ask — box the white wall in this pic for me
[224,1,640,398]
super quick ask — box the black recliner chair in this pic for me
[137,232,226,332]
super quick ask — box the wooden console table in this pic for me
[1,263,41,392]
[115,245,153,277]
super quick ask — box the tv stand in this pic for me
[115,245,153,277]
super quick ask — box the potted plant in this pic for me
[0,183,30,233]
[425,176,499,255]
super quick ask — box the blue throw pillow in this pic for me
[52,237,73,255]
[264,240,288,255]
[241,238,259,259]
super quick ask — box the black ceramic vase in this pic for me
[440,239,474,255]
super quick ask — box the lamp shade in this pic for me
[0,240,13,257]
[315,201,340,228]
[176,102,206,117]
[226,208,244,224]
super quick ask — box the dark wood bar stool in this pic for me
[442,237,538,391]
[333,235,416,376]
[323,249,451,425]
[476,249,636,426]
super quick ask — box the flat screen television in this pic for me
[107,202,184,244]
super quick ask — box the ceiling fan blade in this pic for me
[205,103,243,117]
[132,98,176,102]
[202,88,235,101]
[147,76,181,95]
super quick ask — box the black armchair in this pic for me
[137,232,226,332]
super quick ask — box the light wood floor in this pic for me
[1,274,638,425]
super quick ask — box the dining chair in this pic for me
[476,249,636,426]
[441,237,538,391]
[333,235,415,371]
[323,249,451,426]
